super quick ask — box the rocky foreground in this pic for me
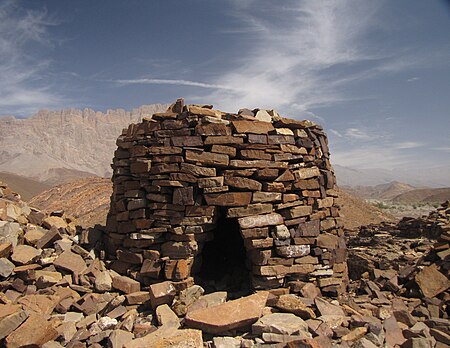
[0,181,449,347]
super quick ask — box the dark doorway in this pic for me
[196,213,251,298]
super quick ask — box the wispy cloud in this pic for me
[407,77,420,82]
[191,0,393,114]
[433,147,450,152]
[344,128,373,140]
[393,141,424,149]
[0,0,64,115]
[114,78,232,90]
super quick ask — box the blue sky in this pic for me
[1,0,450,170]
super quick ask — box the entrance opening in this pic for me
[196,212,251,298]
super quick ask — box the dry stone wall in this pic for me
[105,99,347,296]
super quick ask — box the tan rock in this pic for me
[224,176,262,191]
[341,326,367,341]
[252,312,310,336]
[149,281,177,309]
[156,304,180,328]
[415,264,450,298]
[5,314,58,347]
[232,120,274,134]
[54,250,87,274]
[18,294,59,315]
[111,275,140,294]
[42,216,68,230]
[274,294,316,319]
[11,245,40,265]
[185,291,268,334]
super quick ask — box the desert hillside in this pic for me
[392,187,450,204]
[0,171,51,200]
[0,104,167,185]
[28,177,112,228]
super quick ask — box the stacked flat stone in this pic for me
[105,99,347,296]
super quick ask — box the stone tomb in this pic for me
[105,99,347,297]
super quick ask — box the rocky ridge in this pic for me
[0,104,167,185]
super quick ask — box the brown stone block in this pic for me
[244,237,274,249]
[184,292,268,334]
[279,205,312,219]
[173,186,194,205]
[232,120,274,134]
[185,205,216,217]
[205,135,244,145]
[240,149,272,160]
[254,168,279,180]
[227,204,273,218]
[195,123,230,136]
[204,192,252,206]
[224,176,262,191]
[147,146,183,155]
[293,167,320,180]
[5,314,58,347]
[150,163,179,174]
[252,191,282,203]
[180,163,216,177]
[293,179,320,190]
[186,150,230,167]
[211,144,236,157]
[171,136,203,147]
[263,182,286,192]
[149,281,177,308]
[268,134,295,145]
[230,159,288,169]
[111,275,141,294]
[241,227,269,239]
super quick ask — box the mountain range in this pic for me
[0,104,167,185]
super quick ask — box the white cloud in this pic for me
[114,78,232,90]
[393,141,424,149]
[0,1,64,116]
[407,77,420,82]
[433,147,450,152]
[344,128,372,140]
[329,129,343,138]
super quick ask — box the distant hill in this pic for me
[342,181,417,201]
[0,171,51,201]
[392,187,450,204]
[29,177,112,228]
[0,103,167,185]
[334,164,450,188]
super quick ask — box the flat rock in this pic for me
[5,313,58,347]
[53,250,87,274]
[0,309,28,340]
[0,258,15,277]
[11,245,40,265]
[125,326,203,348]
[156,304,180,328]
[315,298,345,317]
[185,291,268,334]
[42,216,68,230]
[252,312,309,336]
[415,264,450,298]
[111,274,140,294]
[108,329,134,348]
[274,294,316,319]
